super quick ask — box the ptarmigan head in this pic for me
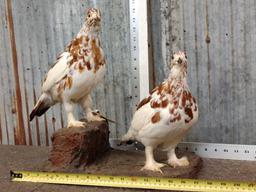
[169,51,188,77]
[86,8,101,28]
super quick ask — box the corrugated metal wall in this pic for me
[151,0,256,144]
[0,0,133,145]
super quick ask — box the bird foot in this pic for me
[67,120,86,128]
[140,162,166,174]
[168,156,189,168]
[87,111,105,122]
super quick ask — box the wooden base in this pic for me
[48,121,110,169]
[45,147,202,178]
[80,150,202,178]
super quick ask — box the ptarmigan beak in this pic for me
[178,58,182,64]
[100,115,116,123]
[91,111,116,123]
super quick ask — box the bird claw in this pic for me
[168,156,189,168]
[140,162,166,174]
[67,120,86,128]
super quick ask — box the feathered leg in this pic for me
[80,94,104,122]
[64,101,85,128]
[167,147,189,168]
[141,146,165,173]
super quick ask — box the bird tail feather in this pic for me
[29,93,53,121]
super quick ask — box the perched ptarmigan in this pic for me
[121,51,198,173]
[30,8,106,128]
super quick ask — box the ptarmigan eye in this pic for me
[171,56,174,60]
[185,55,187,59]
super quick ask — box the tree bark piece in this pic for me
[49,121,110,169]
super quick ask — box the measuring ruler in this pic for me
[129,0,140,108]
[110,139,256,161]
[129,0,151,108]
[10,170,256,192]
[178,142,256,161]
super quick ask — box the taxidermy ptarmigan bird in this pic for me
[121,51,198,173]
[30,8,106,128]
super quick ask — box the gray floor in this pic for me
[0,145,256,192]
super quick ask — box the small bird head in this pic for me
[169,51,188,78]
[85,8,101,28]
[91,109,116,124]
[170,51,187,69]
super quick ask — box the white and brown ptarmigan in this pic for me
[30,8,106,128]
[121,51,198,173]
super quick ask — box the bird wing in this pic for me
[42,52,70,92]
[130,81,171,131]
[41,34,85,92]
[136,81,171,111]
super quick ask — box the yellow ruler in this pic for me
[10,170,256,192]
